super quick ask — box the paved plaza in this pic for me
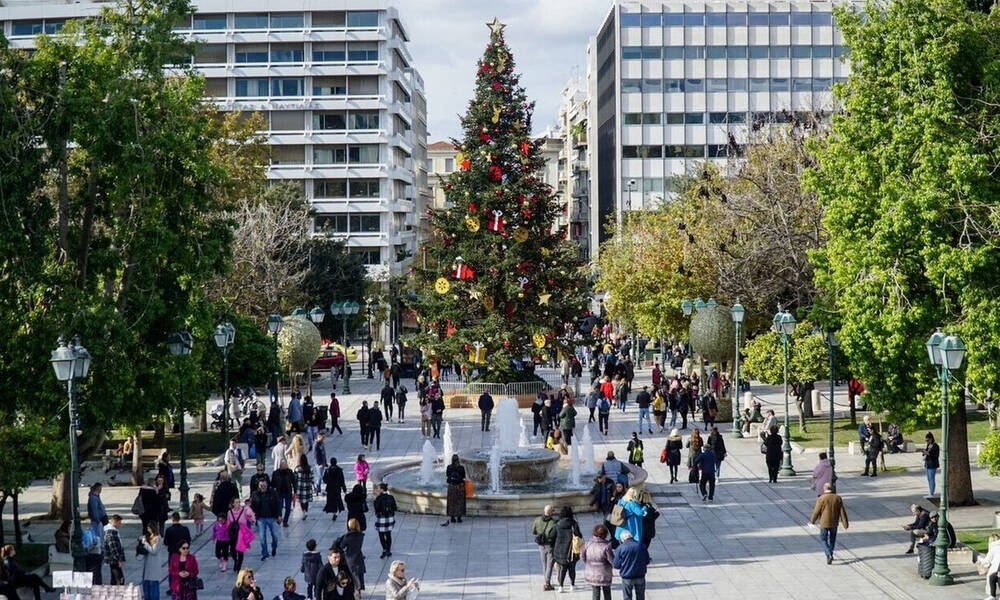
[13,367,996,600]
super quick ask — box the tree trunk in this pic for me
[132,432,144,485]
[0,492,8,545]
[848,391,857,427]
[948,399,975,506]
[12,491,22,548]
[198,402,208,433]
[153,421,165,447]
[49,472,72,522]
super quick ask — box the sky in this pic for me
[397,0,614,143]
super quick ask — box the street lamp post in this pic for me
[50,335,92,572]
[307,307,325,395]
[267,313,284,404]
[365,300,376,379]
[774,310,797,477]
[925,329,965,586]
[821,329,839,489]
[730,301,745,438]
[331,301,360,394]
[213,323,236,441]
[167,331,194,516]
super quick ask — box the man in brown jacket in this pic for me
[810,482,849,564]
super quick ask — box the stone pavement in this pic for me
[11,366,997,599]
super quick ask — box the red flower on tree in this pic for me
[488,165,502,181]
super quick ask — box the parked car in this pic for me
[312,343,358,372]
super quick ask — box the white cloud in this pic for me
[397,0,612,143]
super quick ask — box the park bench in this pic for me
[101,447,162,472]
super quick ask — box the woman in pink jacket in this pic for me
[168,542,200,600]
[225,497,256,572]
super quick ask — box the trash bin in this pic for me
[917,543,935,579]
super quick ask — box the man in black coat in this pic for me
[903,503,931,554]
[380,383,395,421]
[272,459,295,527]
[356,401,371,447]
[478,391,495,432]
[210,472,239,518]
[250,479,281,559]
[367,403,383,451]
[162,512,191,555]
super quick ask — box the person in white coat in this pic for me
[979,533,1000,600]
[139,524,165,600]
[271,436,287,474]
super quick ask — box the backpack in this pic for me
[227,508,244,542]
[131,494,145,516]
[609,503,625,527]
[598,398,610,413]
[629,443,643,464]
[165,463,176,488]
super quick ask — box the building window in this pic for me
[315,215,348,233]
[727,13,747,26]
[706,78,727,93]
[351,248,381,265]
[708,112,728,124]
[791,12,812,26]
[43,20,65,34]
[11,20,43,36]
[728,77,748,91]
[620,13,641,27]
[666,113,684,125]
[643,113,662,125]
[349,111,380,130]
[685,46,706,59]
[706,46,726,59]
[270,13,304,29]
[637,145,662,158]
[665,145,684,158]
[813,13,834,26]
[235,78,269,97]
[621,146,639,158]
[749,78,769,92]
[270,145,304,165]
[769,13,790,26]
[272,78,305,97]
[665,79,684,93]
[194,44,227,64]
[813,45,833,58]
[350,215,380,232]
[640,13,661,27]
[707,144,731,158]
[203,78,227,97]
[235,45,268,63]
[313,77,347,96]
[349,179,380,198]
[193,14,226,30]
[791,46,812,59]
[642,79,662,93]
[663,14,684,26]
[444,158,454,172]
[234,14,268,30]
[622,79,642,93]
[727,46,747,59]
[705,13,726,27]
[792,78,812,92]
[813,78,832,91]
[313,45,346,62]
[771,46,790,59]
[749,46,769,59]
[683,13,704,26]
[347,43,379,62]
[642,46,661,59]
[684,113,704,124]
[683,145,705,158]
[623,113,642,125]
[271,45,304,63]
[314,179,348,198]
[771,78,790,92]
[313,12,347,28]
[346,11,379,27]
[621,46,642,60]
[314,146,347,164]
[748,13,769,26]
[348,145,380,164]
[685,78,704,92]
[313,112,346,130]
[727,111,747,123]
[271,111,305,131]
[663,46,684,59]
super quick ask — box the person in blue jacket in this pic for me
[612,530,649,600]
[613,488,647,543]
[695,442,718,501]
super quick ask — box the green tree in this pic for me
[806,0,1000,504]
[0,421,65,546]
[301,238,369,342]
[410,20,589,381]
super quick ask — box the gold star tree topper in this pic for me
[487,17,506,37]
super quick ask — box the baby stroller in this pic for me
[209,402,233,432]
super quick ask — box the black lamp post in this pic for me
[213,322,235,441]
[50,335,92,572]
[267,313,284,403]
[167,330,194,516]
[366,300,376,379]
[820,328,839,489]
[773,310,797,477]
[730,301,745,438]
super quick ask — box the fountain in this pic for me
[380,396,648,516]
[418,440,436,485]
[442,421,454,463]
[580,425,596,475]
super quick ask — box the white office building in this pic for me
[1,0,427,280]
[587,1,850,258]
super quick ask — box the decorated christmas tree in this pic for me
[411,18,590,382]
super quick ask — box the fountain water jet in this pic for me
[569,435,581,487]
[442,422,454,463]
[489,444,501,493]
[419,440,436,485]
[580,425,596,474]
[518,416,529,448]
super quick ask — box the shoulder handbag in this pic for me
[571,534,584,556]
[760,442,767,455]
[977,558,990,577]
[131,494,145,516]
[659,447,668,464]
[609,503,625,527]
[135,539,148,557]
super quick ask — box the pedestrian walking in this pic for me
[763,425,783,483]
[706,426,727,478]
[864,424,883,477]
[354,454,370,489]
[344,484,369,531]
[664,429,682,483]
[167,540,199,600]
[271,436,287,474]
[300,539,321,600]
[356,401,371,448]
[303,396,317,450]
[597,392,611,436]
[553,506,582,593]
[315,548,355,600]
[444,454,466,525]
[272,459,295,527]
[373,483,397,558]
[581,524,614,600]
[211,515,229,572]
[532,393,546,437]
[285,434,306,471]
[87,483,107,548]
[695,442,717,501]
[367,405,383,451]
[225,498,255,572]
[295,454,314,520]
[103,514,126,585]
[333,519,367,592]
[686,429,703,484]
[809,482,849,564]
[380,383,395,422]
[163,512,192,555]
[922,432,940,497]
[613,488,647,543]
[419,398,432,438]
[531,505,558,591]
[977,534,1000,599]
[231,569,263,600]
[224,440,246,497]
[313,433,327,495]
[210,472,239,519]
[384,560,419,600]
[250,479,280,560]
[328,393,343,435]
[138,524,163,600]
[612,530,649,600]
[586,386,600,424]
[559,397,578,445]
[635,386,652,434]
[395,386,408,423]
[430,392,445,438]
[323,458,347,521]
[478,391,495,432]
[811,452,834,496]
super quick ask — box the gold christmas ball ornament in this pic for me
[482,295,495,311]
[512,227,529,243]
[435,278,451,294]
[532,333,547,349]
[465,215,481,232]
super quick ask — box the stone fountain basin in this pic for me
[458,447,560,485]
[376,460,648,517]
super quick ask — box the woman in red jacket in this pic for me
[169,542,200,600]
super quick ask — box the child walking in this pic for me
[300,539,321,600]
[190,493,207,535]
[354,454,370,490]
[211,514,229,571]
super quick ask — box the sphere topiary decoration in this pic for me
[277,315,323,374]
[688,304,736,363]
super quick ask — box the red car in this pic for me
[312,346,345,371]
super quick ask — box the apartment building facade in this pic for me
[557,77,591,261]
[587,0,850,259]
[1,0,427,281]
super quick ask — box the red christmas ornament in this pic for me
[545,331,554,339]
[547,279,554,286]
[522,209,532,218]
[503,339,511,348]
[519,194,527,203]
[468,202,477,213]
[515,261,532,271]
[479,132,491,142]
[488,267,498,275]
[487,210,505,232]
[492,81,502,91]
[521,141,530,155]
[460,158,470,171]
[488,165,502,182]
[451,257,476,280]
[494,189,503,196]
